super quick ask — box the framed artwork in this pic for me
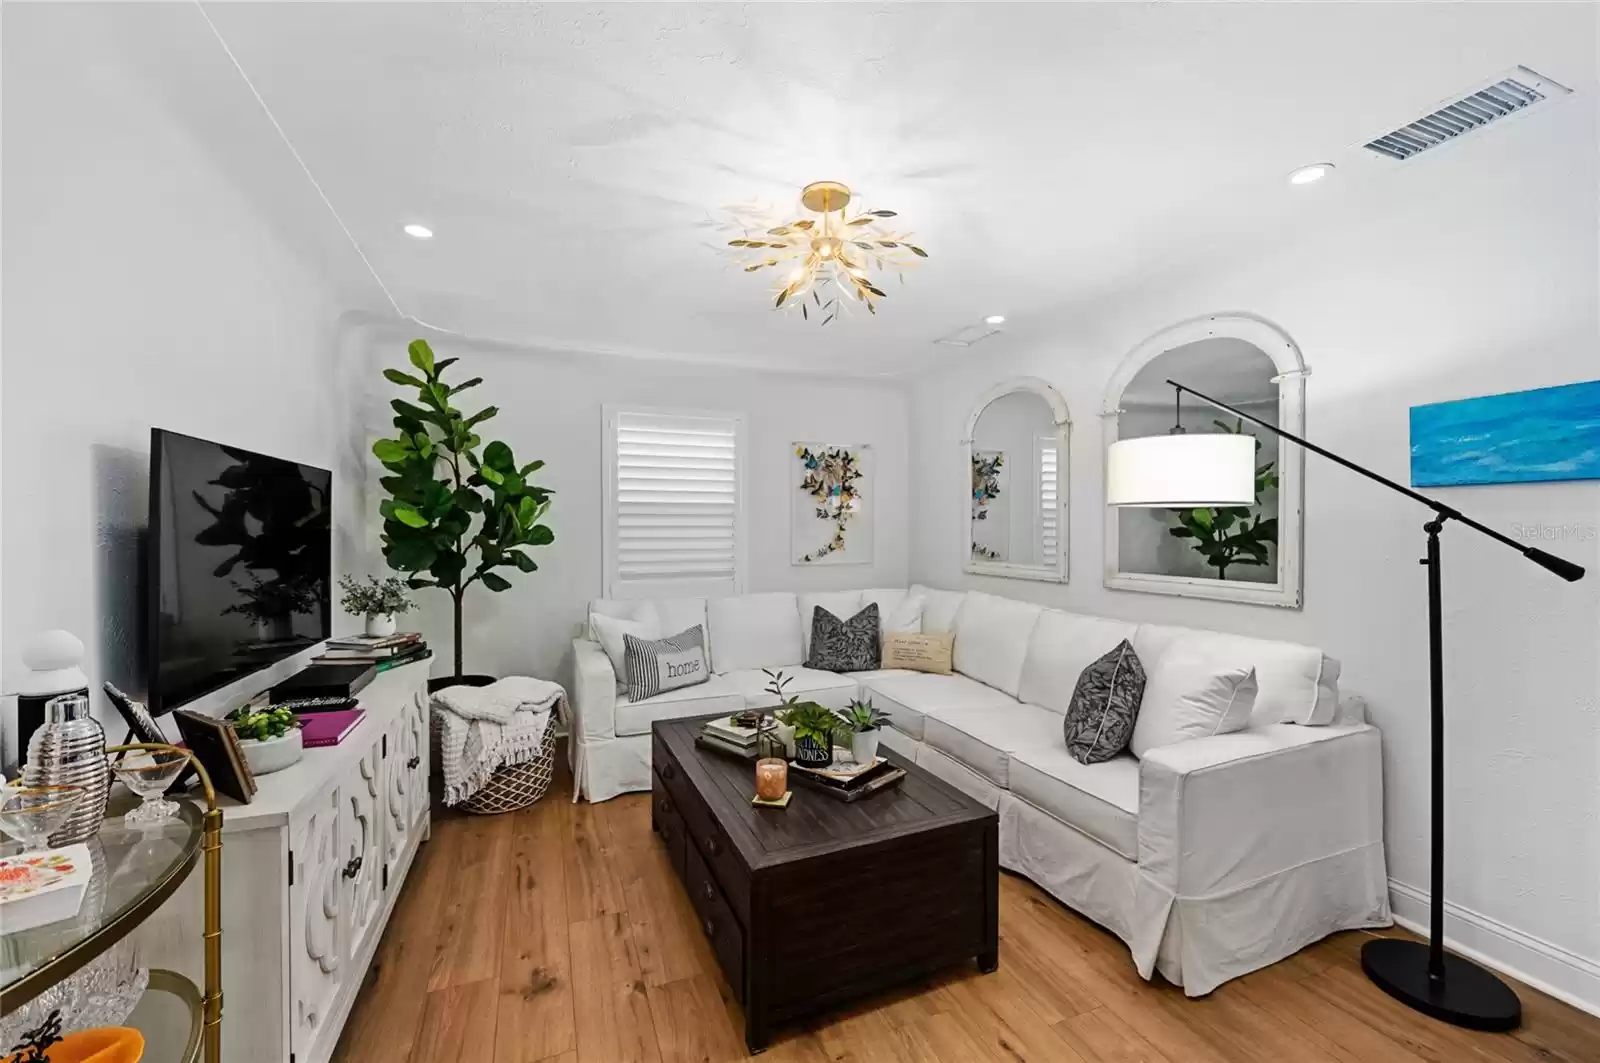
[792,443,873,565]
[1410,380,1600,487]
[970,449,1008,562]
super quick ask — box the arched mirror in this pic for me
[965,378,1070,582]
[1103,314,1305,607]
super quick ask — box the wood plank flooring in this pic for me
[332,746,1600,1063]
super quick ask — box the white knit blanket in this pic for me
[432,676,565,806]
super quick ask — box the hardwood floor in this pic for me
[332,748,1600,1063]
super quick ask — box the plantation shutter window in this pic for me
[1037,436,1059,567]
[606,408,745,597]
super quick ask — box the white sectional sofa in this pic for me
[569,584,1391,996]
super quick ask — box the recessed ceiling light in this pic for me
[1288,163,1333,186]
[985,315,1006,325]
[403,223,434,239]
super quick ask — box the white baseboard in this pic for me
[1388,879,1600,1020]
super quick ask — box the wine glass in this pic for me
[109,750,187,826]
[0,781,84,851]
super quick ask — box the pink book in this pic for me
[299,709,365,748]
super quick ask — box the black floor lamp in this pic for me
[1106,378,1586,1032]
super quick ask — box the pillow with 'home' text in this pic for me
[622,625,709,702]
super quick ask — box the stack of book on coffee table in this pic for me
[697,715,763,759]
[312,632,431,671]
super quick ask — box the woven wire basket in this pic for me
[444,715,558,816]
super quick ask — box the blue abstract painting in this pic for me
[1410,380,1600,487]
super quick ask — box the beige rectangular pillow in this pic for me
[882,632,954,675]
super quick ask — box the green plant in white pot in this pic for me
[339,575,414,637]
[836,698,889,765]
[226,704,301,776]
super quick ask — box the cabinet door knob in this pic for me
[342,855,363,880]
[407,755,420,770]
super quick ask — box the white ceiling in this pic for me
[192,2,1593,375]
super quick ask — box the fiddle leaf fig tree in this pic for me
[1168,418,1278,580]
[373,339,553,680]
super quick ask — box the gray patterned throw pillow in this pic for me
[622,625,709,702]
[806,603,881,673]
[1062,640,1146,764]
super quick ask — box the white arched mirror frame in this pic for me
[963,376,1071,583]
[1101,313,1306,608]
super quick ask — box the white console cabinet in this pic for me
[135,662,432,1063]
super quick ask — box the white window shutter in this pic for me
[606,409,744,596]
[1037,436,1059,567]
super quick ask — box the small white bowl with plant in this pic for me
[836,699,890,766]
[228,705,302,776]
[339,574,414,637]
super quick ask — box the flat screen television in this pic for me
[147,429,331,714]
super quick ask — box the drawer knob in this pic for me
[660,826,673,844]
[702,880,715,902]
[702,916,715,939]
[705,835,721,856]
[663,763,676,780]
[657,797,672,816]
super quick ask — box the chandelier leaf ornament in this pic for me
[721,181,928,324]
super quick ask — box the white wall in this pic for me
[1,3,384,755]
[346,322,910,684]
[909,83,1600,1006]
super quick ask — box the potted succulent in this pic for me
[226,704,301,776]
[782,703,838,768]
[836,698,889,766]
[339,575,414,637]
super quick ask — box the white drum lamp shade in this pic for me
[1106,434,1256,508]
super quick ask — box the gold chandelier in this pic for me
[724,181,927,324]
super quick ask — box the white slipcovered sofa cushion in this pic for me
[952,591,1043,698]
[591,596,707,644]
[858,672,1018,740]
[1130,649,1257,759]
[613,676,745,737]
[910,583,967,634]
[921,702,1063,788]
[706,593,803,673]
[1134,623,1339,727]
[720,667,859,711]
[1007,746,1140,860]
[1017,609,1142,714]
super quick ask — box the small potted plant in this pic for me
[226,704,301,776]
[836,698,889,766]
[339,575,414,637]
[758,669,798,757]
[782,702,838,768]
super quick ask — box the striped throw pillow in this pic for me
[622,624,709,702]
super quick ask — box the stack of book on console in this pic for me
[312,632,431,671]
[697,715,763,759]
[788,754,906,803]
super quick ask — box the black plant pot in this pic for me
[428,674,496,694]
[793,732,833,768]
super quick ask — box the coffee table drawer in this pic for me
[685,843,745,1002]
[656,739,751,925]
[651,770,687,880]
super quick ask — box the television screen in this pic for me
[147,429,331,714]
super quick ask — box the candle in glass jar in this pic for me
[755,757,788,801]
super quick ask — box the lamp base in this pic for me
[1360,938,1521,1032]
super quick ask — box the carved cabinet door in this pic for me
[405,688,430,828]
[343,735,385,964]
[384,707,414,877]
[290,781,342,1062]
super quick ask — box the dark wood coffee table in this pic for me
[650,716,998,1052]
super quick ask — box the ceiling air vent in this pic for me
[934,321,1004,348]
[1364,66,1572,161]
